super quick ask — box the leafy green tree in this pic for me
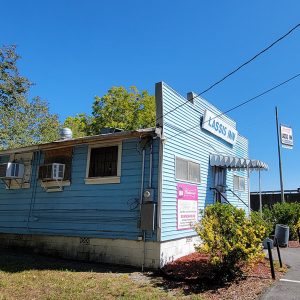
[0,45,60,150]
[0,45,31,108]
[63,113,93,138]
[91,86,155,133]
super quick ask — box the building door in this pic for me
[214,167,227,203]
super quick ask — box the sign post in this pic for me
[275,106,285,203]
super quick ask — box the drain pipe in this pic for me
[149,140,153,188]
[140,146,146,272]
[142,230,146,272]
[140,148,145,206]
[27,151,40,231]
[142,140,154,272]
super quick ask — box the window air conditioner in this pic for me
[39,163,65,181]
[0,163,25,179]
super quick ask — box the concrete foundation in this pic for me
[0,233,200,268]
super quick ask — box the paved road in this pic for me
[261,247,300,300]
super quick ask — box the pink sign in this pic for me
[177,183,198,200]
[177,183,198,230]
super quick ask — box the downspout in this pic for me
[142,138,154,272]
[140,148,145,206]
[149,140,153,188]
[140,146,146,272]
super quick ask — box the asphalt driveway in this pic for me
[261,247,300,300]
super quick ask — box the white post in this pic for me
[247,167,251,215]
[259,168,262,216]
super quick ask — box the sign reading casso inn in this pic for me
[202,110,238,145]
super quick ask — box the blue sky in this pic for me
[1,0,300,191]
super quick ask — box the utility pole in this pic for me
[275,106,285,203]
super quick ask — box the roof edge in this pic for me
[0,128,157,155]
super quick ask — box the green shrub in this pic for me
[195,203,265,280]
[262,202,300,240]
[251,211,273,239]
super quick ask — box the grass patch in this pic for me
[0,249,204,300]
[0,248,286,300]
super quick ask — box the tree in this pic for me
[0,45,60,150]
[91,86,155,134]
[63,113,93,138]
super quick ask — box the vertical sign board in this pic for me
[177,183,198,230]
[280,125,293,149]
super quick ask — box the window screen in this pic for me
[189,161,201,183]
[239,177,246,191]
[176,157,200,183]
[234,175,245,191]
[89,146,118,177]
[176,157,188,181]
[233,175,239,190]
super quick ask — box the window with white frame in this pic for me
[175,156,201,183]
[233,175,245,191]
[85,142,122,184]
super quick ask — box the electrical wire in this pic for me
[157,23,300,122]
[167,72,300,141]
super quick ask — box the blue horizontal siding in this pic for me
[159,82,249,241]
[0,138,159,240]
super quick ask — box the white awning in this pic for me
[210,154,268,170]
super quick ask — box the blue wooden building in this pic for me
[0,82,267,268]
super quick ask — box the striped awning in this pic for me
[210,154,268,170]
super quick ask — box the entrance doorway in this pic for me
[214,167,227,203]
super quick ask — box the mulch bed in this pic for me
[162,252,213,281]
[159,252,286,300]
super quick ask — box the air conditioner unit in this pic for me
[39,163,65,181]
[0,163,25,179]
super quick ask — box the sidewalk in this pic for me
[260,247,300,300]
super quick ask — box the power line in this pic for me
[157,23,300,122]
[167,72,300,141]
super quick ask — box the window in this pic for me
[234,175,246,191]
[43,147,73,181]
[5,152,33,189]
[89,146,118,177]
[175,157,201,183]
[85,143,122,184]
[39,147,73,190]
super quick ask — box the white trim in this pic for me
[174,153,200,165]
[84,177,120,184]
[40,180,71,188]
[85,142,122,184]
[174,155,201,184]
[157,139,164,242]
